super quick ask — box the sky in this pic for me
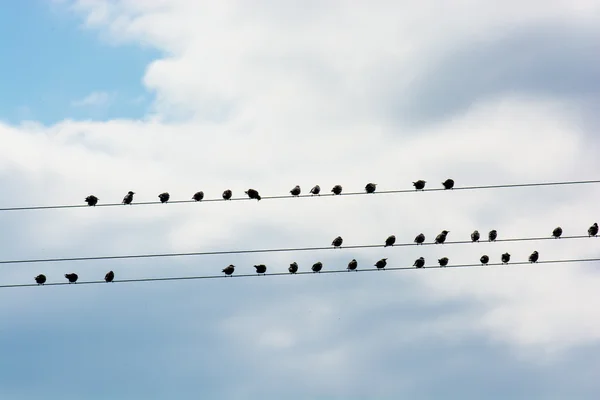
[0,1,600,399]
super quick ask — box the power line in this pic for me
[0,234,596,266]
[1,179,599,212]
[3,257,599,289]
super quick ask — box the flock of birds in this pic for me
[83,179,455,206]
[30,223,598,285]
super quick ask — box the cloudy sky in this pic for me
[1,0,600,398]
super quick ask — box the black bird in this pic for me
[222,265,235,276]
[365,183,377,194]
[435,230,449,244]
[122,191,135,205]
[312,262,323,273]
[488,230,497,242]
[222,190,232,200]
[290,185,301,196]
[85,195,99,206]
[501,252,511,264]
[385,235,396,247]
[413,180,426,190]
[310,185,321,196]
[347,259,358,271]
[552,227,563,238]
[192,191,204,201]
[105,271,114,282]
[438,257,449,267]
[158,192,170,203]
[332,236,343,248]
[442,179,455,190]
[288,262,298,274]
[331,185,343,195]
[589,223,599,237]
[480,255,489,265]
[65,273,78,283]
[414,257,425,268]
[254,264,267,275]
[529,251,539,263]
[471,230,480,242]
[414,233,425,245]
[375,258,387,270]
[34,274,46,285]
[245,189,261,201]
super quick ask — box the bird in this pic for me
[501,252,511,264]
[65,273,78,283]
[552,227,562,238]
[222,265,235,276]
[122,191,135,205]
[480,255,490,265]
[288,262,298,274]
[245,189,261,201]
[312,262,323,273]
[85,195,99,206]
[365,183,377,194]
[414,257,425,268]
[34,274,46,285]
[105,271,114,282]
[310,185,321,196]
[589,222,599,237]
[471,230,480,242]
[375,258,387,270]
[332,236,343,248]
[385,235,396,247]
[414,233,425,245]
[438,257,449,267]
[290,185,301,196]
[413,180,426,190]
[488,230,497,242]
[435,230,449,244]
[442,179,455,190]
[331,185,343,195]
[222,190,232,200]
[158,192,170,203]
[529,251,539,263]
[254,264,267,275]
[347,259,358,271]
[192,191,204,202]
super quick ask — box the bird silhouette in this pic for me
[529,251,539,263]
[65,273,78,283]
[290,186,301,196]
[105,271,114,282]
[192,191,204,201]
[288,262,298,274]
[310,185,321,196]
[435,230,449,244]
[312,262,323,273]
[347,259,358,271]
[480,255,489,265]
[501,252,511,264]
[385,235,396,247]
[34,274,46,285]
[438,257,449,267]
[245,189,261,201]
[222,190,232,200]
[375,258,387,270]
[414,257,425,268]
[414,233,425,245]
[488,230,498,242]
[413,180,426,190]
[552,227,562,238]
[222,265,235,276]
[471,230,480,242]
[589,223,599,237]
[331,185,343,195]
[122,191,135,205]
[332,236,343,248]
[158,192,170,203]
[85,195,98,206]
[442,179,455,190]
[365,183,377,193]
[254,264,267,275]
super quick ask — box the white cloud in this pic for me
[71,91,111,107]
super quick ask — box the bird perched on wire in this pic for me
[288,262,298,274]
[222,190,232,200]
[414,257,425,268]
[442,179,455,190]
[435,230,449,244]
[385,235,396,247]
[254,264,267,275]
[192,191,204,202]
[310,185,321,196]
[375,258,387,270]
[365,183,377,194]
[290,186,301,196]
[589,222,599,237]
[158,192,170,203]
[332,236,343,248]
[438,257,449,267]
[122,191,135,205]
[471,230,480,242]
[222,265,235,276]
[85,195,99,206]
[331,185,343,195]
[552,227,563,238]
[65,273,78,283]
[501,253,511,264]
[413,180,426,190]
[245,189,261,201]
[488,230,497,242]
[34,274,46,285]
[529,251,539,263]
[347,259,358,271]
[105,271,114,283]
[480,255,489,265]
[414,233,425,245]
[312,262,323,273]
